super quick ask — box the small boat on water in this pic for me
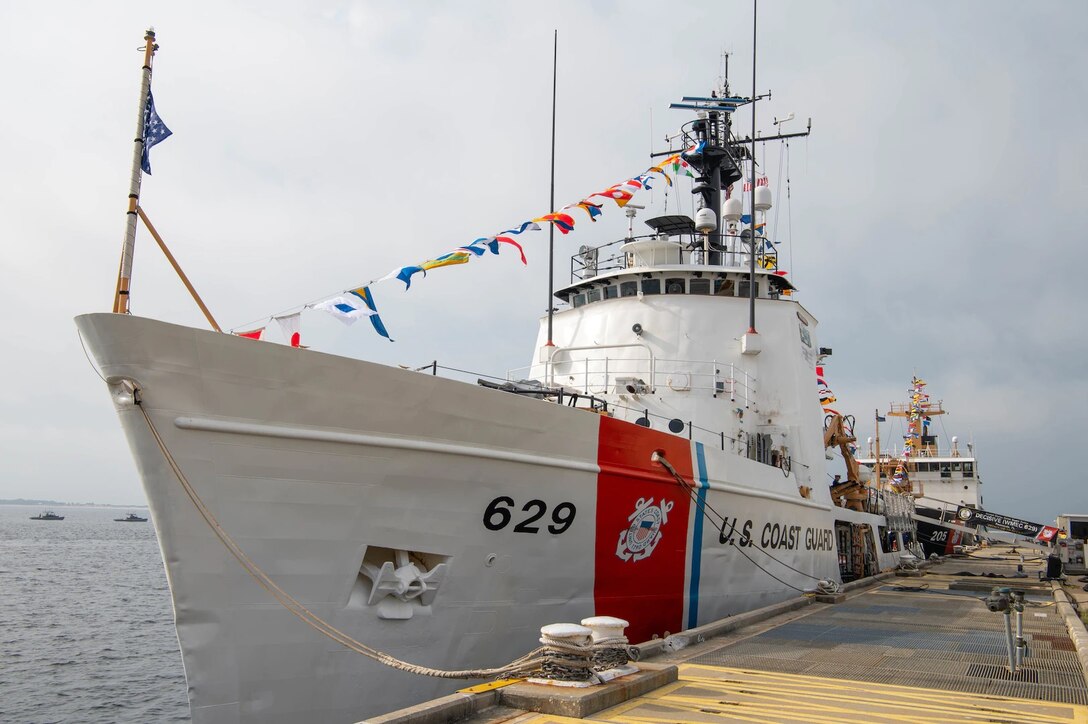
[30,511,64,521]
[114,512,148,522]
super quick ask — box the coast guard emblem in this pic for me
[616,497,674,562]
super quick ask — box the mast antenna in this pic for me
[747,0,758,335]
[722,51,730,96]
[545,30,558,347]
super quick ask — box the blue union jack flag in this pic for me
[141,89,172,174]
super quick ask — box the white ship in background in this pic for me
[857,389,982,557]
[78,33,918,724]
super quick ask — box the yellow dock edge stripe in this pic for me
[516,661,1088,723]
[457,677,524,693]
[681,665,1081,719]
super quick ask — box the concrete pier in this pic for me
[362,546,1088,723]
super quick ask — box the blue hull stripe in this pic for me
[688,443,710,629]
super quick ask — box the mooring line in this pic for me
[134,390,543,680]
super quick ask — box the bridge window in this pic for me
[962,462,974,476]
[737,280,759,298]
[576,274,777,305]
[714,278,734,296]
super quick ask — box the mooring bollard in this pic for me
[537,623,595,683]
[580,616,630,671]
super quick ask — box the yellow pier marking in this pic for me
[457,678,523,693]
[518,664,1088,724]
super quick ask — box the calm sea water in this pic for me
[0,505,189,723]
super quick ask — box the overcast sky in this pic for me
[1,1,1084,525]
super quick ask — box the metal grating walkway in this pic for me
[681,570,1088,707]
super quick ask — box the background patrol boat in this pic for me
[857,385,982,557]
[77,56,916,724]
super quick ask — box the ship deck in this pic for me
[364,546,1088,723]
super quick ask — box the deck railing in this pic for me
[508,353,757,408]
[408,358,800,473]
[570,232,780,282]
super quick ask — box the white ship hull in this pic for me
[76,312,902,722]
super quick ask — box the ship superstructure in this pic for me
[517,85,820,502]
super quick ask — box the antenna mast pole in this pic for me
[747,1,758,334]
[546,30,558,347]
[874,408,882,491]
[114,28,158,314]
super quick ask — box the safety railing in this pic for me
[571,232,781,282]
[509,353,757,408]
[408,358,796,474]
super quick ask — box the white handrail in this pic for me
[514,353,758,403]
[547,342,655,388]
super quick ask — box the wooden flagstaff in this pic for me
[111,29,222,332]
[114,28,158,314]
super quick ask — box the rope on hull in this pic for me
[134,389,544,680]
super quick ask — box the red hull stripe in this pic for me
[946,528,962,554]
[594,416,694,643]
[597,463,686,484]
